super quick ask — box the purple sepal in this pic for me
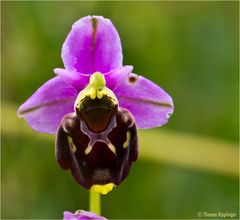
[17,77,77,134]
[62,15,122,74]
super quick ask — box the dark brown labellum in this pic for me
[55,97,138,189]
[77,96,117,133]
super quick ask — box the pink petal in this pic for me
[54,68,90,91]
[62,15,122,74]
[17,77,78,134]
[104,65,133,89]
[114,73,174,128]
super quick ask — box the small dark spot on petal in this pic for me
[167,112,172,118]
[128,74,138,83]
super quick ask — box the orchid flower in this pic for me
[64,210,107,220]
[17,16,173,193]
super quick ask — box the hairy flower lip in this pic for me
[56,106,138,189]
[82,140,118,186]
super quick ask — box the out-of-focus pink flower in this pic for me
[63,210,107,220]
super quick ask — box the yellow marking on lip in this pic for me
[84,143,116,156]
[123,131,131,148]
[108,143,117,156]
[91,183,116,195]
[67,136,76,153]
[84,145,93,155]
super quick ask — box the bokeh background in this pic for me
[1,1,239,219]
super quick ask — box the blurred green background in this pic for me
[1,1,239,219]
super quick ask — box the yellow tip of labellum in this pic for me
[91,183,115,195]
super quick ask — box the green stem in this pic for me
[90,188,101,215]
